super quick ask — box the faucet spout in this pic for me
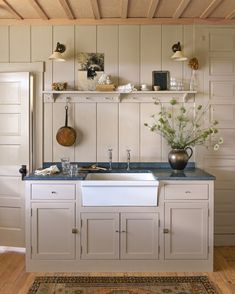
[108,148,113,170]
[126,149,131,171]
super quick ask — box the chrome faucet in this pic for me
[126,149,131,171]
[108,148,113,170]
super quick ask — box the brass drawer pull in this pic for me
[72,228,78,234]
[163,228,169,234]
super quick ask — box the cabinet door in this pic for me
[81,212,119,259]
[164,202,208,260]
[120,212,159,260]
[31,202,76,260]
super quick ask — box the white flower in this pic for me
[218,137,223,144]
[213,144,220,151]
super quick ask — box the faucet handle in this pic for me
[126,149,131,158]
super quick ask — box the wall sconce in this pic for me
[171,42,187,61]
[49,42,66,62]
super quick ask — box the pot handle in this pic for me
[65,106,68,127]
[185,146,193,160]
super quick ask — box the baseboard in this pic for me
[214,234,235,246]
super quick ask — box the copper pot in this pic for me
[168,147,193,170]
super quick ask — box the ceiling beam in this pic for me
[58,0,75,19]
[147,0,160,18]
[28,0,49,20]
[1,0,23,20]
[200,0,222,19]
[225,8,235,20]
[121,0,128,18]
[173,0,191,18]
[90,0,100,19]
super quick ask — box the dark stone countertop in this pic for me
[24,162,215,181]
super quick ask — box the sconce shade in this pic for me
[171,41,187,61]
[49,42,66,62]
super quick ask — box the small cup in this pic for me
[61,157,70,175]
[153,85,160,91]
[69,164,79,177]
[141,84,147,91]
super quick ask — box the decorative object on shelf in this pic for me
[56,105,76,146]
[145,98,223,171]
[152,71,170,90]
[96,73,115,91]
[189,57,199,91]
[77,52,104,90]
[51,82,67,91]
[171,42,187,61]
[49,42,66,62]
[117,83,136,93]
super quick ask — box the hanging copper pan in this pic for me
[56,105,76,146]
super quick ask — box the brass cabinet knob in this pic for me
[163,228,170,234]
[72,228,78,234]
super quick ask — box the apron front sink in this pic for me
[81,173,159,206]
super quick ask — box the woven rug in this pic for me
[27,276,218,294]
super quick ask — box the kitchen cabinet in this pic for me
[81,212,159,260]
[163,182,212,261]
[28,182,77,261]
[31,202,76,260]
[25,178,214,272]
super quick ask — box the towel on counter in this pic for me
[34,165,60,176]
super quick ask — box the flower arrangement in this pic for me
[188,57,199,91]
[144,99,223,150]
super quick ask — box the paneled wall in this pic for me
[1,24,235,244]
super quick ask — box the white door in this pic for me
[0,72,30,247]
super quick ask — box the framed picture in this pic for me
[77,53,104,90]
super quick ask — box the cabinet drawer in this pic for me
[31,184,76,200]
[165,184,208,200]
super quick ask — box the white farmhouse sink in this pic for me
[81,172,159,206]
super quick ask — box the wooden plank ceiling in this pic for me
[0,0,235,24]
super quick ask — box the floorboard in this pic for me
[0,247,234,294]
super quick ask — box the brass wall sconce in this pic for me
[171,42,187,61]
[49,42,66,62]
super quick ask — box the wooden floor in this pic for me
[0,247,234,294]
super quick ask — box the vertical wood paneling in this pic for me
[9,26,30,62]
[162,25,183,82]
[0,26,9,62]
[119,25,140,86]
[97,103,118,162]
[140,25,162,87]
[119,103,139,162]
[140,103,161,162]
[75,25,97,89]
[53,26,75,90]
[97,25,119,86]
[183,25,194,90]
[52,103,75,162]
[75,103,96,162]
[43,102,53,162]
[31,26,52,90]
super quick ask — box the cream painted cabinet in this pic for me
[81,212,159,260]
[164,202,208,260]
[27,182,77,261]
[163,181,212,261]
[31,202,76,260]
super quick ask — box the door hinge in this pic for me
[31,208,32,217]
[80,219,82,227]
[80,246,82,255]
[158,219,160,227]
[158,245,160,254]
